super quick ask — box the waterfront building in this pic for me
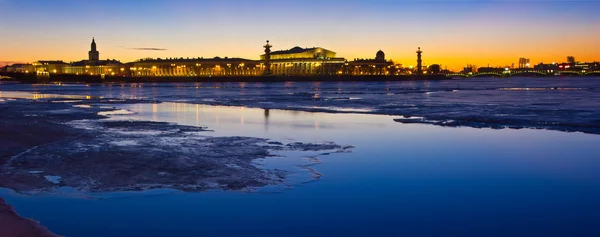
[534,63,559,71]
[477,67,505,73]
[347,50,395,75]
[574,62,600,70]
[260,46,345,76]
[462,65,476,74]
[4,63,33,73]
[1,38,454,78]
[128,57,262,77]
[62,38,125,76]
[32,61,68,74]
[63,60,124,76]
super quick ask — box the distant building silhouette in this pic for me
[50,38,125,76]
[477,67,505,73]
[89,38,100,61]
[416,47,423,75]
[518,57,530,68]
[347,50,394,75]
[376,50,385,62]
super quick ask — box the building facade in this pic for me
[2,39,440,78]
[61,38,125,76]
[260,46,345,76]
[5,64,34,73]
[128,57,263,77]
[347,50,395,75]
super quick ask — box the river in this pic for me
[1,78,599,236]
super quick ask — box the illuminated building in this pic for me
[127,57,262,77]
[575,62,600,70]
[62,38,125,76]
[260,45,345,76]
[347,50,394,75]
[557,62,600,71]
[32,61,68,74]
[1,39,448,78]
[4,64,33,73]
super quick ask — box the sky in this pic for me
[1,0,599,71]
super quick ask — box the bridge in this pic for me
[445,70,600,78]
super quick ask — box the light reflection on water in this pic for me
[111,102,600,178]
[114,102,386,142]
[0,91,101,100]
[2,99,600,236]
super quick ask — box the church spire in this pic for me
[89,37,99,61]
[91,37,97,51]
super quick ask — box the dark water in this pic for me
[1,78,600,236]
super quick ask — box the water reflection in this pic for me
[0,91,102,100]
[112,101,600,178]
[2,97,600,236]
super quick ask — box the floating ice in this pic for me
[74,104,92,108]
[44,176,61,184]
[98,109,135,116]
[110,140,139,146]
[52,100,83,103]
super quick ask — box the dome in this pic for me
[376,50,385,62]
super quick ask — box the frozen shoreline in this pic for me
[0,99,351,194]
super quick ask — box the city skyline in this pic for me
[1,0,599,71]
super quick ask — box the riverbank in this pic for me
[0,73,449,83]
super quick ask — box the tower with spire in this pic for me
[416,47,423,75]
[89,38,99,61]
[263,40,272,75]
